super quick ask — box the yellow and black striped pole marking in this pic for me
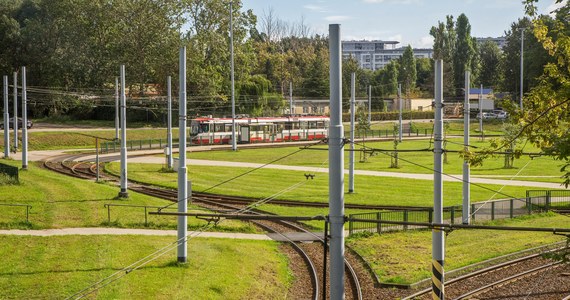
[431,259,444,299]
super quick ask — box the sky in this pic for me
[241,0,567,48]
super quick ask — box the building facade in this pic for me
[342,40,434,71]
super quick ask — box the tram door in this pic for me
[239,126,250,143]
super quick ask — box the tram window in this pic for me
[308,121,318,129]
[276,124,284,132]
[225,124,233,132]
[316,121,324,128]
[285,122,293,130]
[214,124,224,132]
[300,121,308,129]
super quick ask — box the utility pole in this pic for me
[13,72,17,151]
[115,77,119,141]
[368,85,371,124]
[463,71,470,225]
[118,65,128,198]
[349,72,355,194]
[432,59,445,300]
[289,82,293,115]
[3,76,9,159]
[520,28,525,111]
[229,1,237,151]
[478,84,483,141]
[328,23,345,300]
[177,47,189,263]
[398,83,402,142]
[167,76,173,169]
[95,137,99,182]
[21,67,28,170]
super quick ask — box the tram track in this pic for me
[42,154,363,299]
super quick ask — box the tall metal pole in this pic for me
[349,72,355,194]
[21,67,28,170]
[115,77,119,141]
[432,59,445,300]
[95,137,99,182]
[13,72,17,151]
[478,84,483,140]
[167,76,173,169]
[3,76,9,159]
[328,24,345,300]
[398,83,402,142]
[230,1,237,151]
[463,71,471,225]
[520,28,524,111]
[289,81,293,115]
[368,85,372,124]
[118,65,128,198]
[177,47,188,263]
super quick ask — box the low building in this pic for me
[342,40,433,71]
[390,98,434,111]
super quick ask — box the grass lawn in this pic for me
[106,162,532,207]
[0,160,255,232]
[0,128,179,151]
[347,212,568,284]
[0,235,290,299]
[185,138,565,184]
[368,119,506,135]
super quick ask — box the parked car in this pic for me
[476,112,497,120]
[494,110,508,119]
[0,117,33,130]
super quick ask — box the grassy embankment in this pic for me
[0,235,290,299]
[0,159,254,232]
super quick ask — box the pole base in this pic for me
[349,189,354,193]
[177,257,187,263]
[118,191,129,198]
[22,165,28,170]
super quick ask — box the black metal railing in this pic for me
[0,163,19,182]
[103,203,179,226]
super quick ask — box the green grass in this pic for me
[0,128,179,151]
[0,235,290,299]
[106,162,532,207]
[0,160,254,232]
[184,138,565,184]
[368,119,506,135]
[347,212,568,284]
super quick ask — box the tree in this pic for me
[453,14,476,93]
[517,0,570,185]
[398,45,416,95]
[415,57,433,95]
[478,40,503,88]
[430,15,456,96]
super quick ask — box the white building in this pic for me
[475,37,507,50]
[342,40,434,71]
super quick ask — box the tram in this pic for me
[190,115,329,145]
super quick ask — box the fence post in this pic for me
[510,199,514,218]
[139,140,142,150]
[403,210,408,230]
[527,197,532,215]
[106,205,111,223]
[377,212,382,233]
[348,214,353,235]
[491,202,495,220]
[450,207,455,225]
[144,206,148,226]
[428,209,433,223]
[546,190,551,211]
[26,205,30,223]
[471,204,476,221]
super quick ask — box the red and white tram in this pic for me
[190,116,329,145]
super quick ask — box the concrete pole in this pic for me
[463,71,470,225]
[95,137,99,182]
[349,72,355,194]
[367,85,371,124]
[520,28,524,111]
[177,47,188,263]
[478,84,483,139]
[115,77,119,141]
[21,67,28,170]
[398,83,402,142]
[289,81,293,115]
[3,76,9,158]
[13,72,17,151]
[230,1,237,151]
[432,59,445,300]
[328,24,345,300]
[118,65,128,198]
[167,76,173,169]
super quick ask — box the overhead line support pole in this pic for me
[349,72,355,193]
[3,75,9,158]
[230,1,237,151]
[115,77,119,141]
[13,72,17,151]
[177,47,188,263]
[463,71,470,225]
[398,83,402,142]
[21,67,27,170]
[118,65,128,198]
[433,59,445,300]
[328,23,345,300]
[167,76,173,169]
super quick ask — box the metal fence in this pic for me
[0,162,19,182]
[347,195,552,235]
[354,128,434,139]
[101,138,178,153]
[0,203,32,223]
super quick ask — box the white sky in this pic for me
[241,0,567,48]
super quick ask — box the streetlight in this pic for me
[229,1,237,151]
